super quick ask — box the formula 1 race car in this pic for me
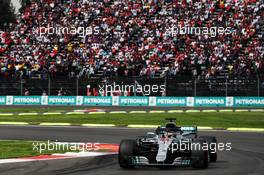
[119,118,217,169]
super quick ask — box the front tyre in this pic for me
[199,136,217,162]
[118,139,136,169]
[191,139,209,169]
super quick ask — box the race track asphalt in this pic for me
[0,125,263,175]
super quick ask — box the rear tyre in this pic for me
[191,139,209,169]
[118,139,136,169]
[199,136,217,162]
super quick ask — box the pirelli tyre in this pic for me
[191,139,209,169]
[118,139,137,169]
[199,136,217,162]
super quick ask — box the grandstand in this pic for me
[0,0,263,96]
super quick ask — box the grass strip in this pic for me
[0,140,75,159]
[0,112,263,129]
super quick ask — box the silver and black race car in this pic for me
[119,118,217,169]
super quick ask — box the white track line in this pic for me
[109,111,127,114]
[149,110,166,113]
[129,111,147,114]
[0,113,14,116]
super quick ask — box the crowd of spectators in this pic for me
[0,0,263,80]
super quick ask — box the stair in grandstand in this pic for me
[94,70,104,77]
[255,19,264,38]
[216,69,229,79]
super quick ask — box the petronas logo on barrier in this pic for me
[149,97,156,106]
[112,96,119,106]
[226,97,233,107]
[76,96,83,105]
[41,96,48,105]
[187,97,194,107]
[6,96,13,105]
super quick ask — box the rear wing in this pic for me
[165,118,176,123]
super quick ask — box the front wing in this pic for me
[130,156,192,167]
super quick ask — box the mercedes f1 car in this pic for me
[119,118,217,169]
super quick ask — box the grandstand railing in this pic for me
[0,76,263,96]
